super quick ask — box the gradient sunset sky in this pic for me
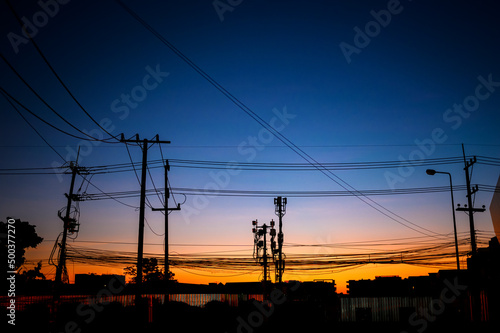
[1,0,499,293]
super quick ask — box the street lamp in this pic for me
[426,169,460,270]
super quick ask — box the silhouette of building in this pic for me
[347,276,406,297]
[341,238,500,324]
[74,273,125,292]
[467,236,500,322]
[343,272,467,323]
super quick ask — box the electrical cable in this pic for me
[114,0,444,238]
[5,155,495,174]
[124,141,155,209]
[0,53,118,143]
[78,184,500,201]
[0,86,106,142]
[0,89,66,161]
[5,0,121,143]
[64,232,492,273]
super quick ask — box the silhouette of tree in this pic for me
[21,261,46,280]
[124,257,175,284]
[1,217,43,270]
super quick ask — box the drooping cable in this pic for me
[0,86,105,142]
[0,89,66,161]
[5,0,121,143]
[114,1,446,238]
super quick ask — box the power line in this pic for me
[5,0,121,143]
[147,165,164,207]
[0,87,106,142]
[64,232,492,272]
[80,175,139,209]
[123,140,157,211]
[2,143,500,149]
[3,155,498,174]
[0,53,117,143]
[77,184,499,201]
[0,90,66,161]
[166,156,474,171]
[114,0,445,238]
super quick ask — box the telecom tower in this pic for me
[252,197,287,284]
[252,219,276,283]
[274,196,287,283]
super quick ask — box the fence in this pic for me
[341,296,433,322]
[0,293,265,312]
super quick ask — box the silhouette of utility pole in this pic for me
[151,160,180,283]
[55,161,88,299]
[456,145,485,255]
[456,146,486,325]
[274,197,287,284]
[120,134,170,304]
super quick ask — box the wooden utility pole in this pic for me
[457,145,485,255]
[54,159,88,297]
[151,160,180,282]
[457,145,486,325]
[54,162,78,294]
[120,134,170,304]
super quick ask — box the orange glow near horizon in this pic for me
[30,248,445,294]
[25,221,489,295]
[36,263,442,294]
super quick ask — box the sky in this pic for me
[1,0,499,293]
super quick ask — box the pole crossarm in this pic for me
[120,133,171,145]
[456,207,486,212]
[460,149,485,255]
[119,134,170,306]
[151,204,181,212]
[149,160,181,290]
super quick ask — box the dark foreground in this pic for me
[2,300,498,333]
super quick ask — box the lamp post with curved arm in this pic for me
[426,169,460,270]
